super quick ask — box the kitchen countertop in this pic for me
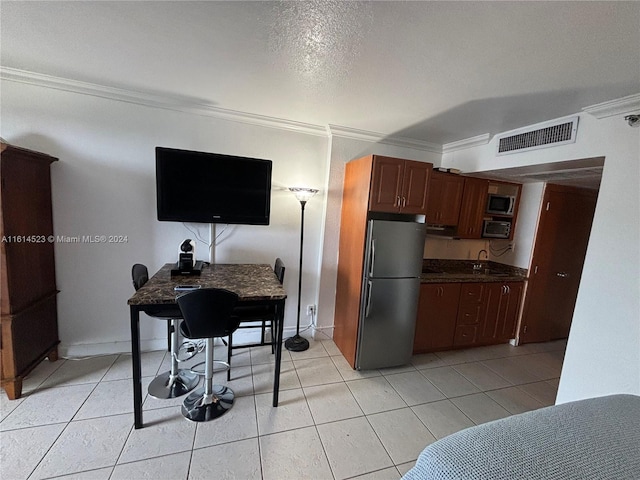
[421,259,527,283]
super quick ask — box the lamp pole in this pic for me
[285,187,318,352]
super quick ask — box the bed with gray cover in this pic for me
[403,394,640,480]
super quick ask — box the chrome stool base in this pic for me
[181,385,234,422]
[148,369,199,399]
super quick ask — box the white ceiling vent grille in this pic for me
[496,116,579,155]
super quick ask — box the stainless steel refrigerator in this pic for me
[355,218,426,370]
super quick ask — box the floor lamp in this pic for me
[285,187,318,352]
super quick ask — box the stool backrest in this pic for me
[177,288,239,339]
[132,264,149,291]
[274,258,285,284]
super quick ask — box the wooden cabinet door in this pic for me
[369,156,403,213]
[457,178,489,238]
[426,172,464,225]
[500,282,523,340]
[479,282,523,343]
[400,161,431,215]
[413,283,461,353]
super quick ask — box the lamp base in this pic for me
[284,334,309,352]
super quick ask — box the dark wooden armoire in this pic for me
[1,142,59,400]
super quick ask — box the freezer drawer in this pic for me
[356,277,420,370]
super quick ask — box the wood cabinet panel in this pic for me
[426,172,464,225]
[459,283,484,304]
[456,303,483,325]
[369,156,431,214]
[401,161,431,214]
[454,324,478,347]
[479,282,524,344]
[369,156,404,213]
[457,177,489,239]
[413,283,460,353]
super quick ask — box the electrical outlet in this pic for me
[306,304,317,316]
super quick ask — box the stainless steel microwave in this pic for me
[486,194,515,216]
[482,220,511,239]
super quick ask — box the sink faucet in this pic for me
[473,250,488,270]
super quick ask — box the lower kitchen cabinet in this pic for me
[414,280,524,353]
[478,282,524,343]
[453,283,485,347]
[413,283,461,353]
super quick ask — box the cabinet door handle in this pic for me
[364,281,373,318]
[396,196,401,207]
[556,272,569,278]
[402,197,407,207]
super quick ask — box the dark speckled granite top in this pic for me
[128,263,287,305]
[421,259,527,283]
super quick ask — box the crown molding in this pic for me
[0,67,328,137]
[442,133,491,154]
[328,124,442,153]
[582,93,640,119]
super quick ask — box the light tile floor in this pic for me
[0,333,566,480]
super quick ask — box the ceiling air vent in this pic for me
[496,116,579,155]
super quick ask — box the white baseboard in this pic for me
[59,326,303,359]
[59,339,167,358]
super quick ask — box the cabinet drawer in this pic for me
[459,283,484,304]
[456,303,482,325]
[454,324,478,346]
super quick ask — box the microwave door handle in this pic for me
[509,196,515,215]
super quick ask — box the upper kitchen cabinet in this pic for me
[369,156,432,215]
[426,171,464,225]
[457,177,490,239]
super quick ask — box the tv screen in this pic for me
[156,147,272,225]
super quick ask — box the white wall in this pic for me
[316,135,441,333]
[442,112,640,403]
[1,80,328,356]
[423,237,489,260]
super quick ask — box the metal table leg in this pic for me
[130,305,143,428]
[272,299,285,407]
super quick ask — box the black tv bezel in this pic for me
[155,147,272,225]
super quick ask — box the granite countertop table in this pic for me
[128,263,287,305]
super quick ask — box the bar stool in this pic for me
[177,288,240,422]
[131,264,198,399]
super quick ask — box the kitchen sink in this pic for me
[483,270,510,276]
[422,268,444,274]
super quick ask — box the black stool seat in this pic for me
[177,288,240,422]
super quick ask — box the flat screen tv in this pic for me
[156,147,272,225]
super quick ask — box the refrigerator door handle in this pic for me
[369,239,376,277]
[364,280,373,318]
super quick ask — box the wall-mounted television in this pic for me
[156,147,272,225]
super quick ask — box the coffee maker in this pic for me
[178,239,196,271]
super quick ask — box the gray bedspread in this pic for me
[403,394,640,480]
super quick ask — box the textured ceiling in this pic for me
[1,1,639,145]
